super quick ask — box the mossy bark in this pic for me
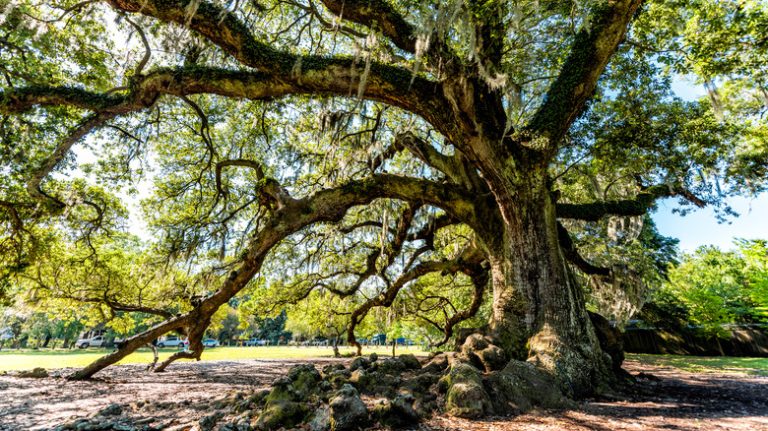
[480,161,612,398]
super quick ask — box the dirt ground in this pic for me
[0,357,766,431]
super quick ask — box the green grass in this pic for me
[2,349,764,375]
[627,353,768,376]
[0,345,426,372]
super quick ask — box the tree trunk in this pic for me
[332,336,340,358]
[487,165,611,397]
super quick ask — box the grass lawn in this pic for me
[627,353,768,376]
[2,348,765,375]
[0,345,426,372]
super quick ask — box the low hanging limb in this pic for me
[68,174,479,379]
[69,313,190,380]
[154,317,209,372]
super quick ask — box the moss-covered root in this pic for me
[254,364,322,430]
[484,360,572,414]
[436,333,581,419]
[438,362,492,418]
[527,325,615,398]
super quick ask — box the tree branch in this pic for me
[394,132,484,190]
[525,0,643,149]
[557,222,610,276]
[345,245,485,353]
[318,0,416,53]
[556,183,705,221]
[434,265,488,347]
[104,0,452,132]
[27,112,119,208]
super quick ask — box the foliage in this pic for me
[644,240,768,336]
[245,309,292,343]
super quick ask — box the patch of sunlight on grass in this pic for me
[0,345,427,372]
[627,353,768,376]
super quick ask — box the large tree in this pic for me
[0,0,765,404]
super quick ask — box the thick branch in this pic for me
[200,173,480,315]
[71,173,476,378]
[69,314,189,379]
[104,0,451,132]
[525,0,643,149]
[557,222,610,276]
[318,0,416,53]
[556,183,705,221]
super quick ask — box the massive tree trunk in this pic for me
[484,160,611,396]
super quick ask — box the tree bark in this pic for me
[68,316,189,380]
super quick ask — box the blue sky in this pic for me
[653,194,768,252]
[651,79,768,252]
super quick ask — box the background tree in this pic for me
[242,309,292,345]
[651,240,768,336]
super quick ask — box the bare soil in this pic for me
[0,357,766,431]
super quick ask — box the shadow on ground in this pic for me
[0,357,766,430]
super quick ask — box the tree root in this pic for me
[223,331,631,430]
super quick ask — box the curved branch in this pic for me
[70,172,477,378]
[346,245,485,354]
[27,112,119,207]
[433,266,489,347]
[394,132,483,189]
[2,62,451,137]
[329,204,419,298]
[215,159,266,196]
[196,172,480,320]
[1,67,473,213]
[123,16,152,74]
[318,0,416,53]
[557,222,610,276]
[69,313,189,379]
[316,0,461,70]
